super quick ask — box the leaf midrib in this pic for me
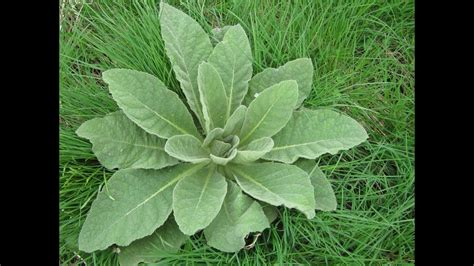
[93,138,165,151]
[121,90,193,137]
[225,47,236,121]
[99,164,204,242]
[194,167,213,213]
[270,137,365,151]
[231,168,286,205]
[240,93,283,144]
[162,22,204,125]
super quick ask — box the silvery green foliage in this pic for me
[75,2,368,264]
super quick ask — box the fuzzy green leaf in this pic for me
[203,182,269,252]
[208,25,252,119]
[234,137,274,163]
[102,69,200,140]
[78,164,204,252]
[223,105,247,137]
[294,159,337,211]
[198,62,229,132]
[210,149,238,166]
[118,216,187,266]
[203,127,224,147]
[245,58,313,107]
[165,135,210,163]
[261,202,279,223]
[263,109,368,163]
[159,2,212,125]
[211,25,231,44]
[173,165,227,235]
[210,139,232,156]
[230,162,316,219]
[76,111,178,170]
[239,80,298,146]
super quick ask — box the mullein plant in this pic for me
[75,2,368,265]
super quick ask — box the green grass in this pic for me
[60,0,414,264]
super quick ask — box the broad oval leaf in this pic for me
[102,69,200,140]
[244,58,313,107]
[165,135,210,163]
[203,181,269,252]
[198,62,229,132]
[233,137,274,163]
[118,216,187,266]
[223,105,247,137]
[173,165,227,235]
[208,25,253,119]
[160,2,213,126]
[239,80,298,146]
[76,111,178,170]
[263,108,368,163]
[294,159,337,211]
[78,164,204,252]
[230,162,316,219]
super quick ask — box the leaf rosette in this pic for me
[74,2,368,265]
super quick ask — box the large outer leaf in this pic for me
[78,164,204,252]
[294,159,337,211]
[223,105,246,137]
[197,62,229,132]
[230,162,316,219]
[233,137,274,163]
[239,80,298,146]
[203,182,269,252]
[208,25,252,119]
[244,58,313,107]
[76,111,178,170]
[160,2,212,125]
[118,216,187,266]
[165,135,210,163]
[263,109,368,163]
[102,69,200,140]
[173,165,227,235]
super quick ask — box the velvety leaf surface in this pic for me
[260,202,279,223]
[210,149,238,166]
[211,25,231,44]
[203,182,269,252]
[208,25,252,119]
[173,165,227,235]
[234,137,274,163]
[118,216,187,266]
[294,159,337,211]
[78,164,204,252]
[160,2,212,125]
[198,62,229,132]
[202,128,224,147]
[263,108,368,163]
[239,80,298,146]
[165,134,210,163]
[230,162,316,219]
[103,69,200,139]
[76,111,178,170]
[223,105,247,137]
[245,58,313,107]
